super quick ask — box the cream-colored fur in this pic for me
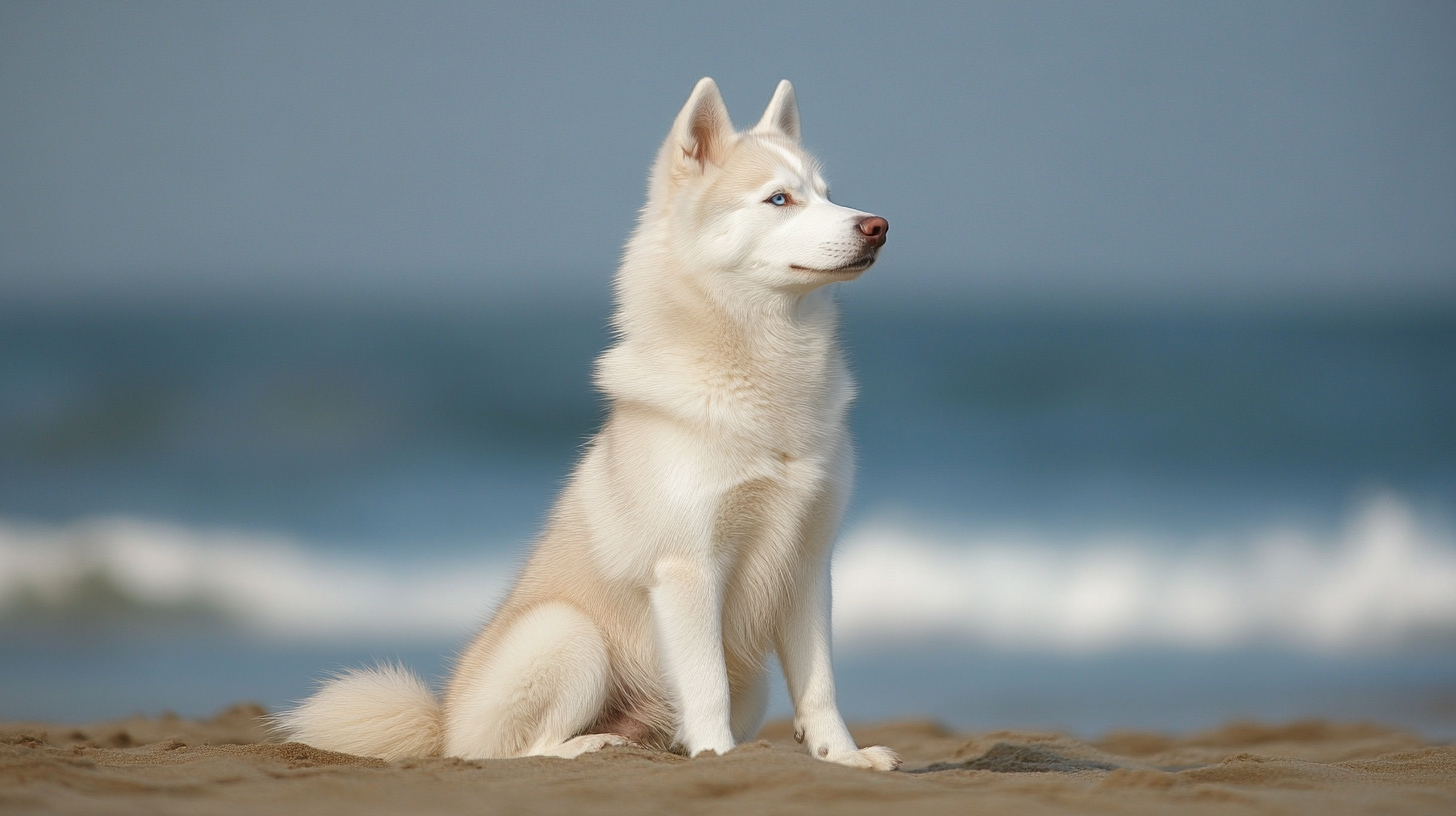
[275,78,898,771]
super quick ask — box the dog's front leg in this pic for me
[776,563,901,771]
[649,556,735,756]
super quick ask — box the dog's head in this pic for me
[641,78,887,294]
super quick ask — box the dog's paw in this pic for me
[540,733,630,759]
[821,745,901,771]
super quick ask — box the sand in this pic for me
[3,705,1453,815]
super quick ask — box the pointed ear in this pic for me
[669,77,734,171]
[753,79,800,140]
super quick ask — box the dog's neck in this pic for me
[614,252,842,365]
[597,255,853,442]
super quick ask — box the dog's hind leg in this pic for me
[444,602,625,759]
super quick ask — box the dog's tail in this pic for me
[271,663,444,761]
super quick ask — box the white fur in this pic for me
[276,78,898,772]
[444,602,611,758]
[272,663,442,761]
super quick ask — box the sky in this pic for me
[1,1,1453,309]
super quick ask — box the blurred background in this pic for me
[2,1,1454,737]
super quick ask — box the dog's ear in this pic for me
[753,80,800,141]
[669,77,734,172]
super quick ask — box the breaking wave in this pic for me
[0,519,512,639]
[2,494,1454,652]
[834,494,1456,652]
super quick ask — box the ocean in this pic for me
[2,297,1453,736]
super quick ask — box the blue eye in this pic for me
[767,192,788,206]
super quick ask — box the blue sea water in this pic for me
[3,301,1451,542]
[1,298,1454,735]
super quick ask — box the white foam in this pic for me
[2,494,1453,652]
[832,494,1456,652]
[0,518,513,639]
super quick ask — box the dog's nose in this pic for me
[856,216,888,247]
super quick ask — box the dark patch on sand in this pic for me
[910,742,1122,774]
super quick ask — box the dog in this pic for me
[276,78,897,771]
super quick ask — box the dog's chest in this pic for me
[702,327,848,449]
[706,347,849,555]
[596,312,852,562]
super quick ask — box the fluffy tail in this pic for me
[271,663,444,761]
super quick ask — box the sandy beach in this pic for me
[3,704,1453,815]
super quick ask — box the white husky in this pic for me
[277,78,897,771]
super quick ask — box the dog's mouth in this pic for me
[789,255,878,276]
